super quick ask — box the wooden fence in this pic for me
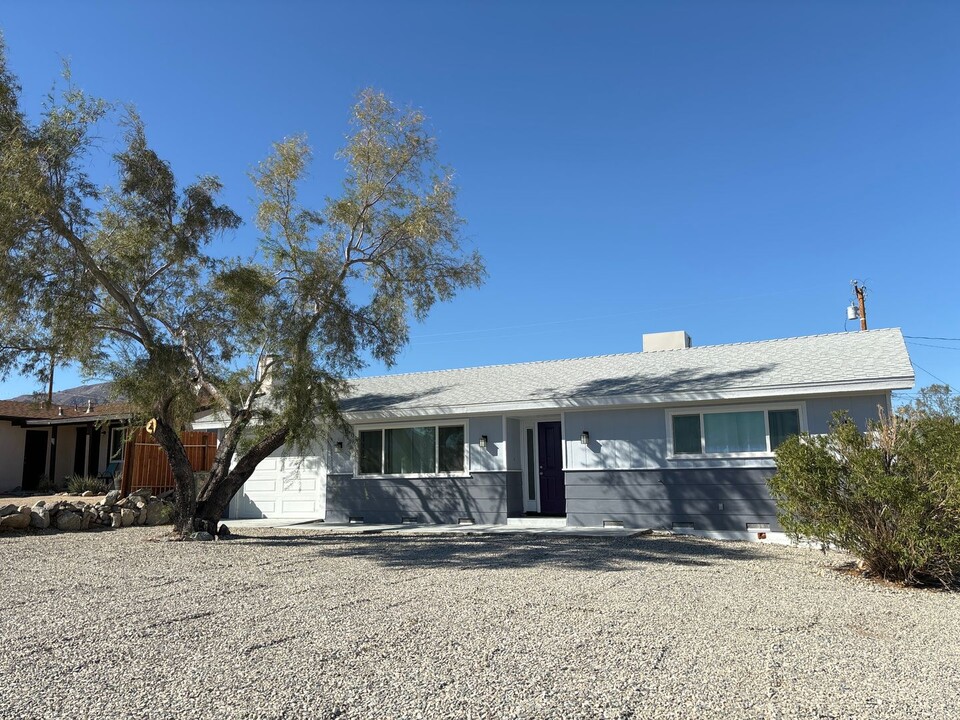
[120,429,218,496]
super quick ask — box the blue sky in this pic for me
[1,1,958,402]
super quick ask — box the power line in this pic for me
[911,360,951,386]
[906,341,960,351]
[904,335,960,341]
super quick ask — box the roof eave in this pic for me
[22,412,132,426]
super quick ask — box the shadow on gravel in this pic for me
[233,533,770,572]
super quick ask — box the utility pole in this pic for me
[853,281,867,331]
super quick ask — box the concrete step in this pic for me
[506,516,567,528]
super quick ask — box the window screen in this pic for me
[672,415,703,454]
[358,430,383,474]
[769,409,800,450]
[438,426,465,472]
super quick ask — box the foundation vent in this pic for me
[603,520,625,528]
[401,516,419,524]
[746,523,771,532]
[458,517,475,525]
[672,522,695,531]
[348,516,364,524]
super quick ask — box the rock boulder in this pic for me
[0,508,31,530]
[29,507,50,529]
[120,508,136,527]
[145,501,174,526]
[55,511,83,531]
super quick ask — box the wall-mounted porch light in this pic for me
[580,431,590,445]
[479,435,488,449]
[334,441,344,452]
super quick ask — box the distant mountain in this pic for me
[8,381,118,406]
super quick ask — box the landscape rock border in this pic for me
[0,488,175,533]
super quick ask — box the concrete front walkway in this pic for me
[222,517,648,538]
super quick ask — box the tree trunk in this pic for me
[150,418,198,536]
[193,426,290,534]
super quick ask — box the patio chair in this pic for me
[98,461,122,483]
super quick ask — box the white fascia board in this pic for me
[342,376,915,422]
[23,413,131,426]
[190,410,233,430]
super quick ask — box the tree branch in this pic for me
[47,213,156,349]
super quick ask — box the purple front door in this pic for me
[537,422,565,515]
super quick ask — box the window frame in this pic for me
[666,403,806,459]
[354,420,470,478]
[108,425,128,462]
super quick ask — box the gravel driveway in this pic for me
[1,528,957,719]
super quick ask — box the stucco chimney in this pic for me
[257,355,277,394]
[642,331,692,352]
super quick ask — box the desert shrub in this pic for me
[770,411,960,589]
[66,474,110,495]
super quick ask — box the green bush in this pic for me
[770,411,960,589]
[66,474,110,495]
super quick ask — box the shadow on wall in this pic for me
[234,533,771,572]
[568,468,782,532]
[327,475,497,524]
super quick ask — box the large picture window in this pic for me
[670,407,802,456]
[357,424,466,475]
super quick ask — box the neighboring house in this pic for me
[0,398,132,492]
[218,328,914,537]
[0,393,217,495]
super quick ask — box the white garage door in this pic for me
[229,445,326,519]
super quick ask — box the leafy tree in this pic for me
[770,396,960,588]
[0,40,485,535]
[900,383,960,420]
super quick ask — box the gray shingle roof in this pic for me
[343,328,914,416]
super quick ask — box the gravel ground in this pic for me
[1,528,958,720]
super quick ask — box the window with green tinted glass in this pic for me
[385,426,436,474]
[672,415,703,454]
[438,426,465,472]
[671,407,802,456]
[358,430,383,474]
[358,424,465,475]
[703,411,766,453]
[769,409,800,449]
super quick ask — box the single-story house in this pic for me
[0,396,131,493]
[218,327,914,538]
